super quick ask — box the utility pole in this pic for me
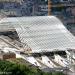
[48,0,51,16]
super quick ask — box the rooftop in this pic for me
[0,16,75,53]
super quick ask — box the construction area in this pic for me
[0,16,75,75]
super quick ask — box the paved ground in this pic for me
[67,71,75,75]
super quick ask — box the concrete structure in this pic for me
[26,56,41,67]
[38,55,57,68]
[66,50,75,64]
[54,54,68,67]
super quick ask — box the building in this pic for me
[0,0,48,16]
[0,0,35,16]
[0,16,75,53]
[0,16,75,71]
[0,52,16,60]
[0,0,75,35]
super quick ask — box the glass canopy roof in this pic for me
[0,16,75,53]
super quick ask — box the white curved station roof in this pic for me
[0,16,75,53]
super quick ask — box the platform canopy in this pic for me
[0,16,75,53]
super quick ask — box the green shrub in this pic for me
[0,60,65,75]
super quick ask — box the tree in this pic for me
[0,60,65,75]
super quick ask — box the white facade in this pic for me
[54,55,68,67]
[39,55,57,68]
